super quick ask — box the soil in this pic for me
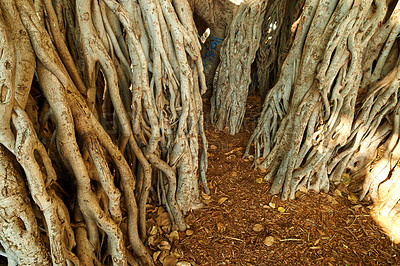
[148,97,400,265]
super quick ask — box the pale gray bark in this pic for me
[211,0,267,135]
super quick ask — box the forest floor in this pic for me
[147,97,400,265]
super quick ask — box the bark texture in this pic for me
[211,0,267,134]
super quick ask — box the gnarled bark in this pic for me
[211,0,267,134]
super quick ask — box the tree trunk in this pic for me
[211,0,267,135]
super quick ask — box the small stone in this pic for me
[269,202,276,208]
[263,236,274,246]
[186,229,194,236]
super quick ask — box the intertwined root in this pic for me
[248,0,400,226]
[0,0,208,264]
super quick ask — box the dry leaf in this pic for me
[158,240,171,251]
[278,207,286,213]
[157,207,167,215]
[162,254,179,266]
[153,251,161,262]
[326,195,338,205]
[256,178,264,184]
[269,202,276,208]
[167,231,179,243]
[186,229,194,236]
[158,251,169,264]
[150,226,158,236]
[252,224,264,232]
[218,197,228,204]
[348,194,358,204]
[341,173,351,187]
[156,212,171,227]
[210,145,217,150]
[334,189,342,197]
[147,236,157,247]
[259,167,267,174]
[263,236,274,246]
[201,192,211,200]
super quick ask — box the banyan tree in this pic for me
[2,0,400,264]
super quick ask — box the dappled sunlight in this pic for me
[229,0,243,5]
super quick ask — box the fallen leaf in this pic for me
[348,194,358,204]
[256,177,264,183]
[269,202,276,208]
[150,226,158,236]
[341,173,351,187]
[263,236,274,246]
[162,254,178,266]
[156,212,171,227]
[147,235,157,247]
[278,207,286,213]
[259,167,267,173]
[326,195,338,205]
[158,240,171,251]
[153,251,161,262]
[201,192,211,200]
[167,231,179,243]
[210,145,217,150]
[218,197,228,205]
[158,251,169,264]
[186,229,194,236]
[157,207,167,215]
[252,224,264,232]
[334,189,342,197]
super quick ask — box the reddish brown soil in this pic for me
[149,97,400,265]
